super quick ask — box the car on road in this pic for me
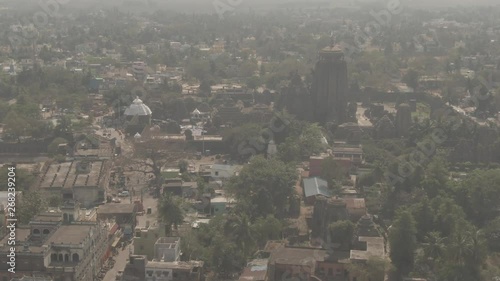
[118,191,129,197]
[112,198,121,203]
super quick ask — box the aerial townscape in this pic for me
[2,0,500,281]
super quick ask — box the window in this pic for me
[51,253,58,262]
[156,271,162,277]
[214,171,219,176]
[173,273,178,278]
[147,271,153,277]
[43,229,50,235]
[72,253,79,262]
[163,271,169,276]
[64,254,69,262]
[58,254,63,261]
[33,229,40,235]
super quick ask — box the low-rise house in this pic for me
[332,146,363,165]
[210,164,237,179]
[121,255,204,281]
[209,190,236,216]
[349,236,385,262]
[145,260,204,281]
[97,204,137,239]
[302,177,332,205]
[344,198,367,222]
[238,259,268,281]
[267,245,350,281]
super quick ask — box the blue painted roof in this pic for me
[303,177,331,198]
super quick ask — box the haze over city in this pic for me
[0,0,500,281]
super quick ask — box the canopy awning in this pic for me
[111,237,121,248]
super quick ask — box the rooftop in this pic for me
[238,259,268,281]
[0,227,30,246]
[155,237,180,247]
[38,160,107,189]
[303,177,331,198]
[146,260,204,270]
[32,212,63,223]
[320,46,343,53]
[124,97,152,116]
[344,198,366,210]
[211,196,235,204]
[350,236,385,261]
[98,203,136,214]
[332,146,363,154]
[46,224,93,245]
[269,246,326,266]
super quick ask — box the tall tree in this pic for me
[157,193,184,234]
[224,213,255,256]
[402,69,420,91]
[328,220,355,250]
[228,156,298,219]
[18,191,46,224]
[347,257,390,281]
[389,209,417,276]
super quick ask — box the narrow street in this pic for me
[103,244,133,281]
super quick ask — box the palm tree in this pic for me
[423,231,446,262]
[225,213,255,256]
[464,227,487,275]
[448,227,475,266]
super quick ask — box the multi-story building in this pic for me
[0,203,109,281]
[153,237,180,262]
[134,222,167,260]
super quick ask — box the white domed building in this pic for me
[124,97,152,135]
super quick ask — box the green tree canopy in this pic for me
[228,156,298,219]
[18,191,46,224]
[389,209,417,276]
[157,193,184,234]
[328,220,355,250]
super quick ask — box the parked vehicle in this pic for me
[118,191,129,197]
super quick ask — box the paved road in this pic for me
[103,243,133,281]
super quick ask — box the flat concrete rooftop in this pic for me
[46,224,93,245]
[39,160,106,189]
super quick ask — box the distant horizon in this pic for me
[1,0,499,16]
